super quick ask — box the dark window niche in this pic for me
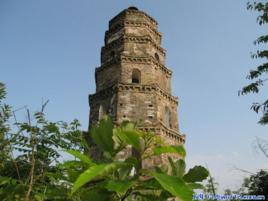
[154,53,160,61]
[132,69,141,84]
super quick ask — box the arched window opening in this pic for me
[164,106,172,128]
[108,94,116,118]
[132,69,141,84]
[154,53,160,62]
[98,104,106,120]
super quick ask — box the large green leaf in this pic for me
[71,164,107,194]
[183,166,209,183]
[106,180,133,194]
[71,162,128,194]
[71,162,118,194]
[112,122,136,151]
[65,149,93,165]
[169,158,186,178]
[115,130,141,151]
[136,178,162,190]
[153,172,193,201]
[90,116,114,153]
[153,145,186,157]
[120,121,136,131]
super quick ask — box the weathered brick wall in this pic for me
[116,89,157,126]
[156,96,179,131]
[95,63,121,92]
[88,89,117,126]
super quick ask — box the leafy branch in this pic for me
[240,1,268,124]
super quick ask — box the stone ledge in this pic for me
[106,20,161,42]
[96,54,172,77]
[116,83,178,104]
[138,124,185,144]
[124,35,166,55]
[89,83,178,105]
[120,55,172,76]
[102,34,166,55]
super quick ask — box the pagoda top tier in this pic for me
[109,6,158,29]
[105,7,162,46]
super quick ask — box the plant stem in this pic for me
[25,110,35,201]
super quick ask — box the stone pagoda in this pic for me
[88,7,185,162]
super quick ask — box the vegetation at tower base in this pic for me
[239,1,268,125]
[0,82,86,201]
[0,82,208,201]
[68,116,208,201]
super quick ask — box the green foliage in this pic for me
[247,169,268,196]
[0,83,11,167]
[115,130,141,151]
[153,145,186,157]
[105,180,133,195]
[71,164,108,194]
[240,1,268,124]
[65,150,93,165]
[183,166,209,183]
[91,117,114,153]
[0,82,208,200]
[168,158,186,178]
[67,116,208,201]
[152,172,193,201]
[0,82,86,201]
[224,169,268,200]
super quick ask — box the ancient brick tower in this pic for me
[88,7,185,148]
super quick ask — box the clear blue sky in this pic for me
[1,0,267,192]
